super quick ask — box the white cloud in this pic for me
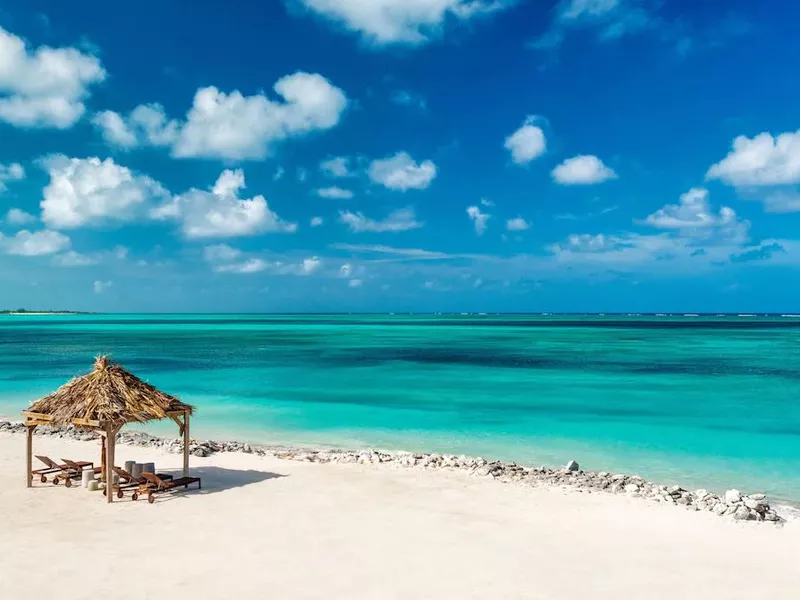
[93,280,113,293]
[0,162,25,191]
[320,156,352,177]
[5,208,36,226]
[316,186,354,199]
[302,256,321,274]
[214,258,269,274]
[706,129,800,186]
[203,244,242,263]
[466,205,490,235]
[645,187,724,229]
[310,216,324,227]
[480,198,495,207]
[293,0,512,46]
[531,0,654,52]
[339,207,423,232]
[549,232,631,255]
[297,167,309,181]
[348,278,363,288]
[0,26,106,129]
[339,263,352,277]
[40,156,168,229]
[53,250,99,267]
[94,73,347,161]
[506,217,530,231]
[368,152,437,191]
[153,169,296,238]
[552,154,617,185]
[1,229,70,256]
[91,104,179,149]
[644,187,749,244]
[391,89,427,110]
[172,73,348,160]
[504,116,546,165]
[761,190,800,214]
[273,166,285,181]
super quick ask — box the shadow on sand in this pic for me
[114,466,286,503]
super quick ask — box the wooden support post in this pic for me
[26,425,35,488]
[100,433,107,483]
[183,411,190,477]
[106,427,116,504]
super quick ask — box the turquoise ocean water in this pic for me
[2,314,799,502]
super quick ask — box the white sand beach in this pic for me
[1,432,799,600]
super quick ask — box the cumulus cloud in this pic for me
[550,232,623,254]
[153,169,296,239]
[0,26,106,128]
[552,154,617,185]
[504,116,546,165]
[644,187,749,244]
[466,205,490,235]
[310,216,324,227]
[93,280,113,293]
[5,208,36,226]
[0,162,25,191]
[506,217,530,231]
[339,207,422,232]
[91,104,179,149]
[368,152,437,191]
[302,256,321,274]
[316,186,354,199]
[40,156,168,229]
[292,0,513,46]
[1,229,70,256]
[348,278,363,287]
[320,156,353,177]
[706,129,800,186]
[94,72,348,161]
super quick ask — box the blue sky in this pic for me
[1,0,799,312]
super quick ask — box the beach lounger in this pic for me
[105,467,173,499]
[33,456,93,486]
[134,472,201,504]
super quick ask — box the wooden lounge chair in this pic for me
[105,467,173,499]
[133,472,201,504]
[33,456,93,487]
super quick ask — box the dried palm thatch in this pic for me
[28,355,193,428]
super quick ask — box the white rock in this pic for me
[624,483,640,493]
[565,460,579,472]
[724,489,742,504]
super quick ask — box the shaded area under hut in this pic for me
[23,355,194,503]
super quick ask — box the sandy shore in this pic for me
[2,433,799,600]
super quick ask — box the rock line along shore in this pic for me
[1,419,784,523]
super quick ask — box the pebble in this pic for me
[0,419,785,524]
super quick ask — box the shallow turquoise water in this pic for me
[2,314,799,501]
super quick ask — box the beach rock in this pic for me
[565,460,579,472]
[724,489,742,504]
[733,505,753,521]
[624,483,640,493]
[712,502,728,516]
[743,496,768,511]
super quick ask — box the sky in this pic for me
[0,0,799,313]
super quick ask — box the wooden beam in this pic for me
[22,411,52,422]
[26,425,36,488]
[183,411,190,477]
[106,426,118,504]
[71,417,102,428]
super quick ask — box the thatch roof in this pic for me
[28,356,193,427]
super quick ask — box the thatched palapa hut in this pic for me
[23,355,194,503]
